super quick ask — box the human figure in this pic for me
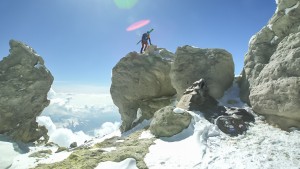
[140,31,152,54]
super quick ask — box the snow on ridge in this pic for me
[285,1,300,15]
[173,107,185,114]
[248,34,257,46]
[271,35,279,44]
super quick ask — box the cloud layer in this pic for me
[36,88,121,147]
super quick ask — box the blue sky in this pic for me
[0,0,276,91]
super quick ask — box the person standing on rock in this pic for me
[139,29,153,54]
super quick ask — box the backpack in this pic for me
[142,33,148,41]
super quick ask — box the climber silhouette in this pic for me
[136,29,154,53]
[140,31,152,54]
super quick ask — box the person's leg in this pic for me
[140,43,144,53]
[144,43,148,51]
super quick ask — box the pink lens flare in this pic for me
[126,19,150,31]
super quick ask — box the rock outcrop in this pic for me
[110,47,176,132]
[176,79,218,111]
[149,106,192,137]
[240,0,300,129]
[170,45,234,99]
[176,79,255,136]
[0,40,53,142]
[111,45,236,132]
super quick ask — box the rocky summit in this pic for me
[240,0,300,129]
[110,46,177,132]
[0,40,53,143]
[110,45,235,132]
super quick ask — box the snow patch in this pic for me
[95,158,138,169]
[285,1,300,15]
[173,107,185,114]
[101,147,117,152]
[132,108,143,124]
[0,141,21,169]
[267,24,273,31]
[248,34,257,46]
[9,144,71,169]
[122,119,151,137]
[271,35,279,44]
[145,112,220,168]
[91,130,121,146]
[139,130,155,139]
[217,80,247,108]
[34,61,43,69]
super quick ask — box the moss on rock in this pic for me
[29,149,52,158]
[34,129,155,169]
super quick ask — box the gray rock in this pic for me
[176,79,218,111]
[70,142,77,148]
[276,0,299,15]
[216,116,247,137]
[110,49,176,132]
[149,106,192,137]
[240,0,300,129]
[170,45,234,99]
[0,40,53,142]
[175,79,254,136]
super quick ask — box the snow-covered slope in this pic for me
[143,80,300,169]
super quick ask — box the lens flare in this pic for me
[114,0,139,9]
[126,19,150,31]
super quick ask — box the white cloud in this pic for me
[94,122,121,138]
[37,86,121,147]
[51,81,111,94]
[37,116,91,148]
[41,88,120,133]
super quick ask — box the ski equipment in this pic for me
[136,28,154,45]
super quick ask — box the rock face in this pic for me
[0,40,53,142]
[240,0,300,129]
[176,79,218,111]
[176,79,255,136]
[170,45,234,99]
[149,106,192,137]
[110,48,176,132]
[111,45,236,132]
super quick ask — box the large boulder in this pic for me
[0,40,53,142]
[170,45,234,99]
[240,0,300,129]
[110,47,177,132]
[149,106,192,137]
